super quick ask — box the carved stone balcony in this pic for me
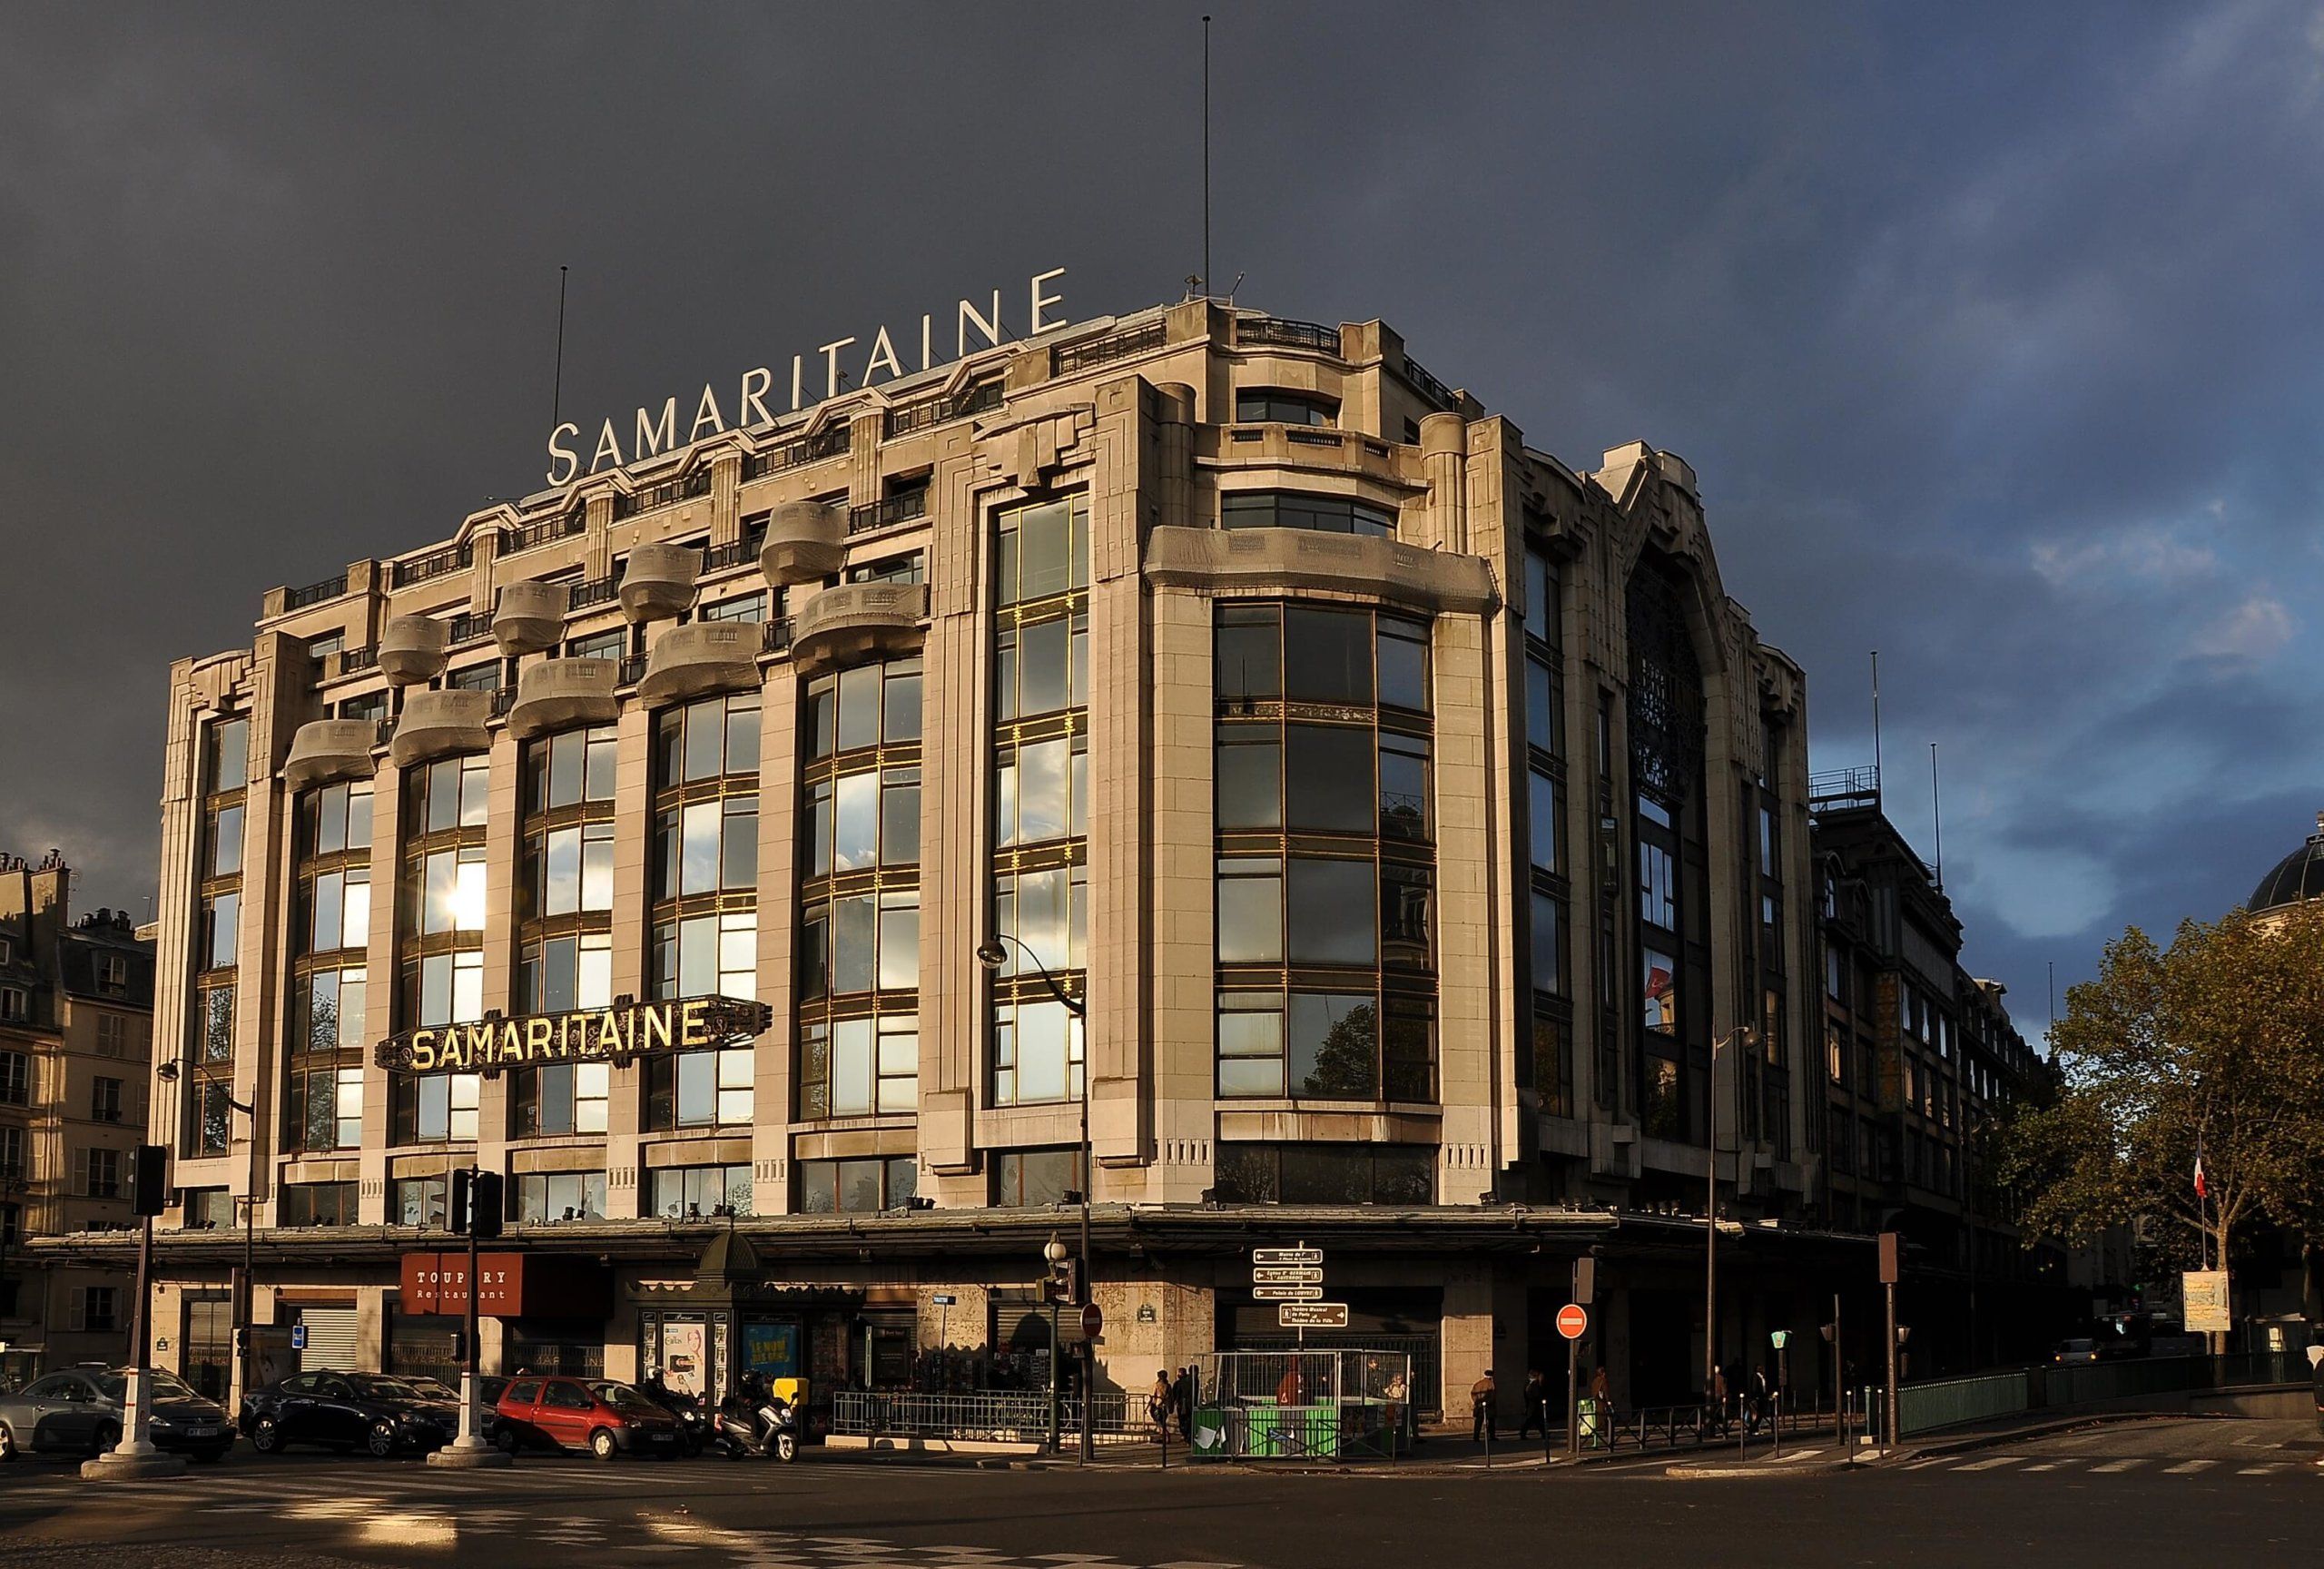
[387,688,491,769]
[282,719,381,793]
[1141,525,1498,616]
[507,656,620,742]
[637,621,764,707]
[757,498,847,587]
[789,582,930,676]
[377,614,449,686]
[492,579,568,656]
[618,542,700,622]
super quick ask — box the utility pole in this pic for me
[1880,1231,1901,1448]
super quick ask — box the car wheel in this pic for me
[88,1422,119,1459]
[493,1424,521,1455]
[250,1416,284,1455]
[367,1422,399,1459]
[0,1425,16,1462]
[587,1426,619,1461]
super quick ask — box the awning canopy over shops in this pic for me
[34,1202,1881,1274]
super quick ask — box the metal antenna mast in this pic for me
[1202,15,1213,295]
[551,264,570,432]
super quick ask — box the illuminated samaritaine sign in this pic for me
[375,996,773,1076]
[545,267,1069,486]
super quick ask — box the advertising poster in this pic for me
[661,1320,707,1396]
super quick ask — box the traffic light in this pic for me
[1573,1255,1596,1307]
[132,1144,169,1217]
[469,1171,503,1239]
[448,1168,474,1236]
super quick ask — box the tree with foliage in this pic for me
[1997,901,2324,1279]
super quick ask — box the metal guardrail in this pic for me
[1399,354,1455,410]
[569,575,617,610]
[1054,321,1167,376]
[884,379,1002,438]
[615,469,711,520]
[448,611,493,646]
[506,510,587,554]
[832,1390,1146,1446]
[1896,1353,2309,1438]
[285,573,348,610]
[743,425,851,481]
[1237,316,1341,353]
[391,541,472,587]
[1808,765,1881,807]
[849,491,929,534]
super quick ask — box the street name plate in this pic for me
[1253,1284,1324,1301]
[1252,1247,1324,1266]
[1278,1303,1351,1329]
[1251,1266,1324,1285]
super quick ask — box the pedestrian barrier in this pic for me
[1896,1353,2309,1439]
[832,1389,1146,1446]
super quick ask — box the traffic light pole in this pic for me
[429,1164,509,1468]
[85,1148,184,1480]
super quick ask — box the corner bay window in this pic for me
[1213,603,1437,1103]
[649,693,760,1130]
[990,496,1090,1109]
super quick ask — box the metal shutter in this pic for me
[297,1306,361,1371]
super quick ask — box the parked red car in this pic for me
[492,1377,684,1460]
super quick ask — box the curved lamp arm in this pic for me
[976,932,1085,1020]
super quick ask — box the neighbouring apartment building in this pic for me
[44,294,1983,1421]
[0,852,156,1383]
[1807,780,2073,1371]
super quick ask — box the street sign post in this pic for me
[1251,1266,1324,1285]
[1276,1303,1349,1329]
[1253,1285,1324,1301]
[1251,1247,1324,1266]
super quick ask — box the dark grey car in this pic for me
[0,1367,235,1461]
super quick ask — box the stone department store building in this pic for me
[66,297,1897,1419]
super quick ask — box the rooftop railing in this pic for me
[505,509,587,554]
[743,425,851,481]
[1237,315,1341,353]
[1053,321,1167,376]
[883,378,1003,439]
[613,469,712,520]
[390,541,473,588]
[1399,354,1455,411]
[284,573,348,611]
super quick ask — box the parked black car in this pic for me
[240,1370,466,1457]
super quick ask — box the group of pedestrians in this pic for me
[1145,1366,1197,1443]
[1467,1364,1612,1443]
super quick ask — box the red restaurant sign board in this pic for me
[399,1252,613,1317]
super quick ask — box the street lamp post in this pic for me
[1704,1026,1754,1426]
[980,932,1092,1464]
[157,1062,259,1407]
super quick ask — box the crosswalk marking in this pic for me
[2023,1462,2065,1472]
[2091,1459,2146,1473]
[2164,1460,2215,1474]
[2236,1465,2282,1475]
[1955,1456,2024,1470]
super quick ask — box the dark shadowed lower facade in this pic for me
[35,298,2059,1425]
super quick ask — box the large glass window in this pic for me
[651,695,761,1131]
[1220,490,1393,538]
[651,1164,753,1219]
[285,781,374,1156]
[990,496,1091,1110]
[800,656,921,1125]
[1212,602,1436,1103]
[1212,1143,1433,1205]
[796,1156,917,1214]
[393,755,488,1146]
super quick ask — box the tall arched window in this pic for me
[1627,555,1708,1143]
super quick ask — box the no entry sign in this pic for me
[1557,1303,1589,1340]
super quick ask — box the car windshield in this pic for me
[408,1379,455,1398]
[593,1383,663,1415]
[91,1371,200,1403]
[2061,1339,2095,1352]
[353,1377,423,1399]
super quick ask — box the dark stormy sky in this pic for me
[5,1,2321,1039]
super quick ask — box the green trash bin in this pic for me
[1190,1406,1231,1457]
[1245,1404,1287,1457]
[1578,1396,1607,1449]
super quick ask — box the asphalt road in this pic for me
[0,1418,2315,1569]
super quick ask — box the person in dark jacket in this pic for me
[1517,1368,1549,1439]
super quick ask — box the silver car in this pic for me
[0,1366,235,1462]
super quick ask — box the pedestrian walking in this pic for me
[1171,1365,1195,1443]
[1471,1368,1498,1443]
[1148,1370,1174,1442]
[1517,1367,1549,1439]
[1748,1364,1771,1435]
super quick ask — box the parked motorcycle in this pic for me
[713,1377,799,1462]
[639,1380,708,1456]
